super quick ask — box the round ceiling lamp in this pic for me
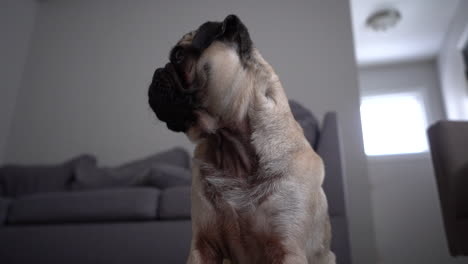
[366,8,402,32]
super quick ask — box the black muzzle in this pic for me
[148,63,199,132]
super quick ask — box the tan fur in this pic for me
[180,33,335,264]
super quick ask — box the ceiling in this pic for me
[351,0,461,66]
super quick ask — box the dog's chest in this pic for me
[195,131,289,262]
[212,201,286,264]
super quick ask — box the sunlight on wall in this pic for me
[360,93,428,156]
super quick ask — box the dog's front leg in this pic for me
[282,253,308,264]
[186,248,207,264]
[186,248,202,264]
[187,162,225,264]
[186,240,223,264]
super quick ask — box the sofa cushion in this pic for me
[0,197,10,225]
[120,147,191,170]
[289,100,320,149]
[0,155,95,197]
[158,186,191,220]
[73,148,191,190]
[143,165,191,189]
[7,188,160,224]
[73,161,148,190]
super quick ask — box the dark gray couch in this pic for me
[428,121,468,256]
[0,103,351,264]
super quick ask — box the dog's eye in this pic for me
[174,48,185,64]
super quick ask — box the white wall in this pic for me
[360,59,446,123]
[359,60,467,264]
[0,0,37,164]
[6,1,376,263]
[437,0,468,120]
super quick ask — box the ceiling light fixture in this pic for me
[366,8,401,32]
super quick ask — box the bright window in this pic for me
[360,93,428,156]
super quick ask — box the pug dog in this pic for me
[148,15,335,264]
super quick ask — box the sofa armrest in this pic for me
[317,112,347,217]
[316,112,352,264]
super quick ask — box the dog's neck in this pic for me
[191,49,288,178]
[203,118,257,178]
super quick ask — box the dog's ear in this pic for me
[192,21,223,52]
[191,15,253,61]
[220,15,253,60]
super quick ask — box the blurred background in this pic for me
[1,0,467,263]
[351,0,467,263]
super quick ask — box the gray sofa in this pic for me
[0,102,351,264]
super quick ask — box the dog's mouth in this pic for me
[164,63,188,91]
[148,62,200,132]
